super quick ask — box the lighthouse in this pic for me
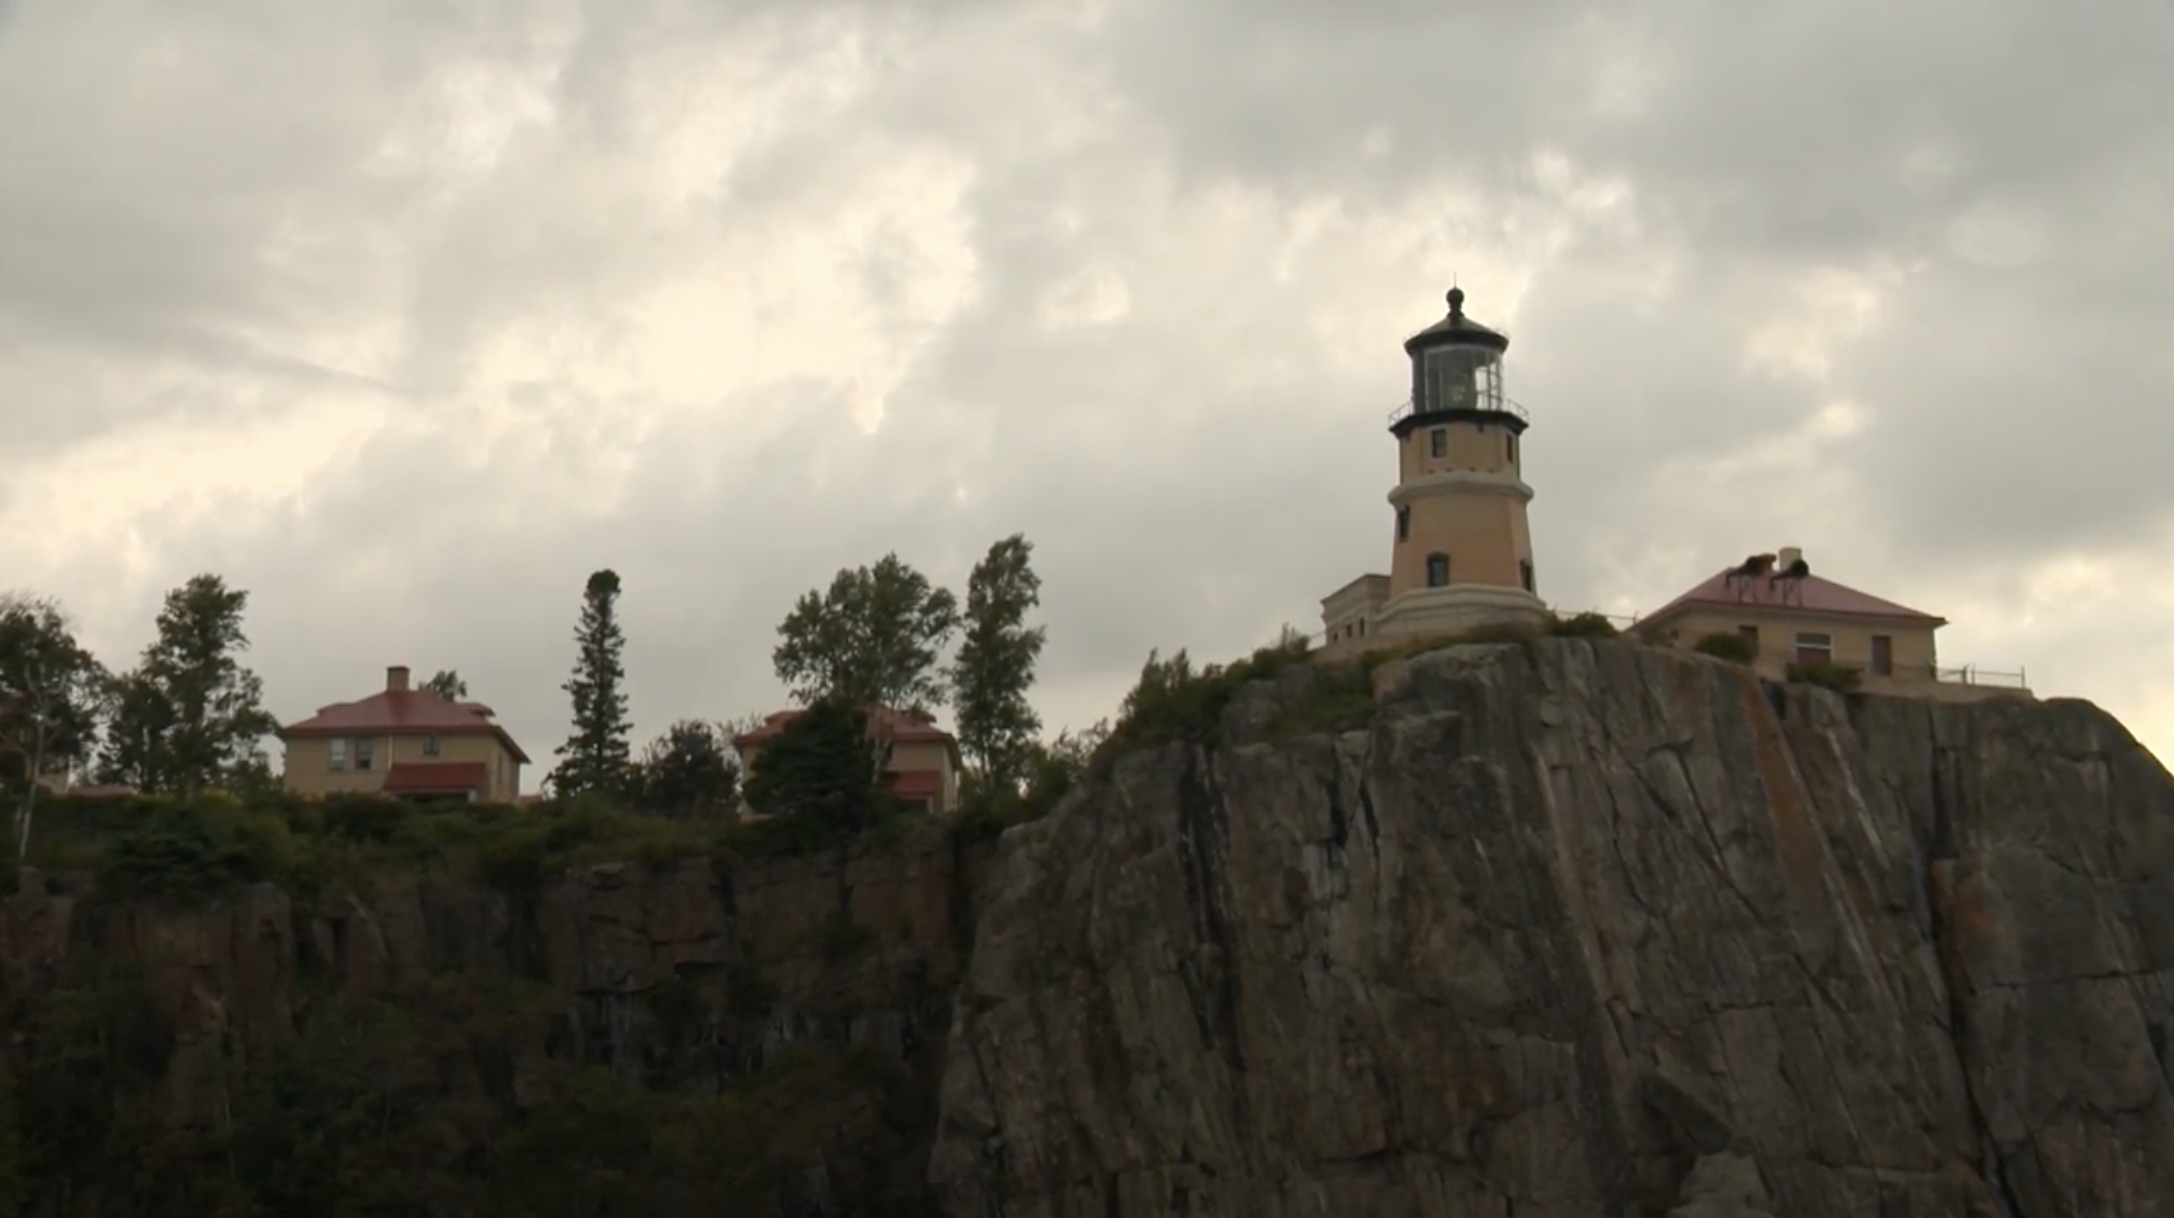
[1319,287,1549,649]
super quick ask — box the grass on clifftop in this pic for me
[9,788,963,907]
[1097,611,1626,763]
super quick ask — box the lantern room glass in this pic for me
[1421,345,1503,414]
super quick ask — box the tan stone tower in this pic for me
[1365,287,1547,639]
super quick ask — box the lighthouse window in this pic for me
[1426,553,1449,587]
[1520,559,1534,591]
[1395,505,1410,540]
[1430,428,1446,457]
[1508,435,1517,465]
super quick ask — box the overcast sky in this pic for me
[5,0,2172,782]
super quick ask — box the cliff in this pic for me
[0,817,991,1215]
[931,638,2174,1216]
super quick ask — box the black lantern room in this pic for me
[1392,287,1523,437]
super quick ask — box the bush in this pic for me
[97,804,295,902]
[1693,631,1756,664]
[1549,611,1621,638]
[1099,633,1314,762]
[1785,658,1862,692]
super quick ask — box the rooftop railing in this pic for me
[1385,396,1530,427]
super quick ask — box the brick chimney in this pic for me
[386,665,410,692]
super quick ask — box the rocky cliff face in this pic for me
[931,639,2174,1216]
[0,828,990,1214]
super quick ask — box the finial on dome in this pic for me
[1446,286,1465,316]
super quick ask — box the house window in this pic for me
[1739,625,1760,652]
[1794,632,1833,664]
[1425,553,1449,587]
[1519,558,1534,592]
[423,735,443,756]
[329,738,348,771]
[1430,428,1447,458]
[1871,635,1893,676]
[1395,505,1410,541]
[354,737,374,771]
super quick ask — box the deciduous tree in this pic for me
[101,575,278,798]
[632,720,739,818]
[0,594,106,858]
[552,569,633,799]
[772,554,958,711]
[948,535,1046,791]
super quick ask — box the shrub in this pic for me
[1692,631,1756,664]
[1549,611,1621,638]
[1785,658,1862,692]
[97,804,294,902]
[1099,633,1314,762]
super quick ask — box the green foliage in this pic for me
[1549,611,1622,638]
[0,595,107,862]
[1693,630,1757,664]
[1785,658,1863,692]
[94,670,177,791]
[948,535,1046,792]
[632,719,740,818]
[552,569,635,801]
[420,669,467,700]
[1102,633,1315,761]
[772,553,959,711]
[100,574,280,798]
[98,803,295,901]
[741,700,883,832]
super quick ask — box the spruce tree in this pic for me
[551,569,633,799]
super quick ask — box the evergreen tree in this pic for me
[551,569,633,799]
[741,699,883,831]
[421,669,467,700]
[101,574,277,797]
[948,535,1046,792]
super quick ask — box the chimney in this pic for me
[386,665,410,692]
[1778,545,1802,569]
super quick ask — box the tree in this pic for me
[421,670,467,700]
[632,720,739,818]
[948,535,1046,792]
[741,700,883,831]
[552,569,633,799]
[0,595,106,859]
[101,575,277,798]
[97,669,175,790]
[772,554,959,711]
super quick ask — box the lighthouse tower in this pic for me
[1319,287,1548,650]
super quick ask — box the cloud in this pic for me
[3,0,2172,775]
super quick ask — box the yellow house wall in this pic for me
[888,739,960,813]
[282,732,523,803]
[1653,609,1940,686]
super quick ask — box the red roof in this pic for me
[381,761,490,795]
[281,690,530,763]
[1647,567,1945,625]
[734,703,957,749]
